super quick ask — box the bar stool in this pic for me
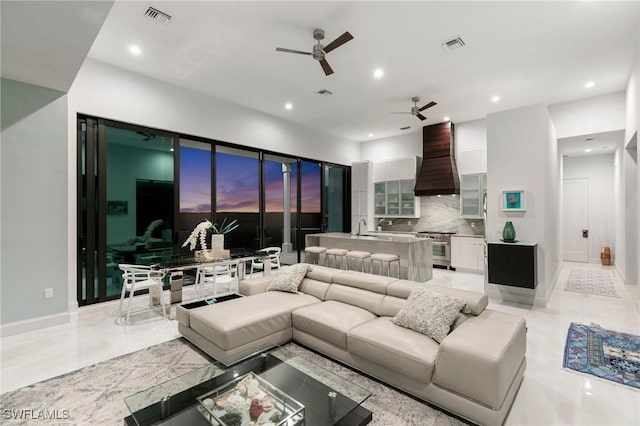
[370,253,400,278]
[304,246,327,265]
[346,250,371,272]
[325,248,348,269]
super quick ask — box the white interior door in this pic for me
[563,178,589,262]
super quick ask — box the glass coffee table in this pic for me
[124,346,372,426]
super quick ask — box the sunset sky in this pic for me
[180,148,321,213]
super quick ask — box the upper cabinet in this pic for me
[373,157,421,218]
[460,173,487,218]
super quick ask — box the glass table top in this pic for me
[125,346,371,426]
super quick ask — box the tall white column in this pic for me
[282,163,292,253]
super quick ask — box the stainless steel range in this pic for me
[417,231,456,269]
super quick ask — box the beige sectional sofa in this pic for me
[177,264,526,425]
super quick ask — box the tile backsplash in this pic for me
[378,195,485,236]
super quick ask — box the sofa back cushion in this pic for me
[332,270,395,294]
[325,284,385,315]
[386,280,488,315]
[377,295,407,317]
[298,278,331,300]
[306,265,340,283]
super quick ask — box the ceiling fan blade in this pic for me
[416,113,427,121]
[388,112,412,114]
[276,47,312,55]
[319,59,334,76]
[419,101,437,112]
[323,31,354,54]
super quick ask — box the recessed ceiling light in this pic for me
[368,133,374,138]
[491,95,500,102]
[285,102,293,110]
[128,45,142,56]
[373,68,384,79]
[585,81,595,89]
[170,148,174,152]
[585,148,592,153]
[443,116,450,122]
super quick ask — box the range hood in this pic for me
[414,122,460,196]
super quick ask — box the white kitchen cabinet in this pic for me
[373,157,421,182]
[351,161,372,232]
[460,173,487,219]
[373,179,420,218]
[451,236,485,272]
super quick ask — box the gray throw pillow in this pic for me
[392,287,466,343]
[266,264,310,293]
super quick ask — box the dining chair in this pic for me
[195,260,239,298]
[250,247,281,278]
[118,264,166,323]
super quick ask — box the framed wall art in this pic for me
[107,200,128,215]
[502,190,526,211]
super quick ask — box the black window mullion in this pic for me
[96,121,108,301]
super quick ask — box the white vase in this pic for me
[211,234,224,250]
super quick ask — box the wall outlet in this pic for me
[44,288,53,299]
[388,220,392,225]
[408,220,412,226]
[471,222,476,228]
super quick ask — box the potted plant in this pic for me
[182,218,239,261]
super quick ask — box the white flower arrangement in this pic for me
[182,220,213,252]
[181,218,239,252]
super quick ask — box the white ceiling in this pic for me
[86,1,639,142]
[4,1,638,143]
[559,129,625,158]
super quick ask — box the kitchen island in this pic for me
[305,233,432,282]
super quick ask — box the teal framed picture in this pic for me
[502,190,526,211]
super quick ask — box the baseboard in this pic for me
[1,311,70,337]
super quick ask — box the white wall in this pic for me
[360,131,421,163]
[564,155,615,263]
[548,92,627,139]
[69,60,360,166]
[486,103,561,306]
[1,79,69,329]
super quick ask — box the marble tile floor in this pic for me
[1,262,639,425]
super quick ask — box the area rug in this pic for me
[0,339,467,426]
[563,322,640,390]
[564,268,619,298]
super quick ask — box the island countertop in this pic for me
[305,233,432,282]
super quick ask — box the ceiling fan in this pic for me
[389,97,437,121]
[276,28,354,76]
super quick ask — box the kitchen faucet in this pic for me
[357,219,367,236]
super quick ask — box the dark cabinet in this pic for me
[488,242,537,289]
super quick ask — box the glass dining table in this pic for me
[149,249,271,306]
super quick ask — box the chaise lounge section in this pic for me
[177,264,526,425]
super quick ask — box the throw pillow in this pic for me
[266,264,310,293]
[392,287,466,343]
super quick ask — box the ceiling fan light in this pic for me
[373,68,384,79]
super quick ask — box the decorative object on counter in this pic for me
[501,190,526,211]
[600,246,611,266]
[502,221,516,242]
[182,218,238,261]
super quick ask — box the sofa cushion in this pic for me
[292,301,376,349]
[190,291,320,351]
[267,264,310,293]
[332,270,396,294]
[386,280,488,315]
[392,287,465,343]
[347,317,439,384]
[298,278,331,300]
[325,284,385,315]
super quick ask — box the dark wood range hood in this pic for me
[414,122,460,196]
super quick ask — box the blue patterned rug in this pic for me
[563,323,640,389]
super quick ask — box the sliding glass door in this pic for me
[78,116,350,306]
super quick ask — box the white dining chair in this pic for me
[250,247,281,278]
[118,264,166,323]
[195,260,239,298]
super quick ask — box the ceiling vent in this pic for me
[317,89,333,96]
[144,6,172,24]
[400,126,411,131]
[442,37,465,52]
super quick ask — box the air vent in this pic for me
[442,37,465,52]
[144,6,172,24]
[400,126,411,131]
[317,89,333,96]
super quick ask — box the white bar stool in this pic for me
[304,246,327,265]
[370,253,400,278]
[346,250,371,272]
[325,248,348,269]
